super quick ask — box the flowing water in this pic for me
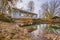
[28,24,60,40]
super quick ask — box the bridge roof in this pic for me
[12,8,37,15]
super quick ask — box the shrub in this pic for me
[0,13,14,23]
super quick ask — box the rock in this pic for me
[0,21,33,40]
[44,33,60,40]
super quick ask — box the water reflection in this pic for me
[29,24,60,40]
[30,24,47,40]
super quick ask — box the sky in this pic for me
[16,0,51,18]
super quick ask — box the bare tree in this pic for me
[0,0,12,14]
[0,0,22,14]
[27,1,34,12]
[41,0,60,19]
[0,0,8,13]
[56,8,60,17]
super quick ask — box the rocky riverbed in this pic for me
[0,21,60,40]
[0,21,33,40]
[44,33,60,40]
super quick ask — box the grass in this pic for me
[0,13,14,23]
[45,24,60,34]
[49,25,60,30]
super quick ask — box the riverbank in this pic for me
[0,21,33,40]
[44,33,60,40]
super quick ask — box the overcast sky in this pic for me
[16,0,51,18]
